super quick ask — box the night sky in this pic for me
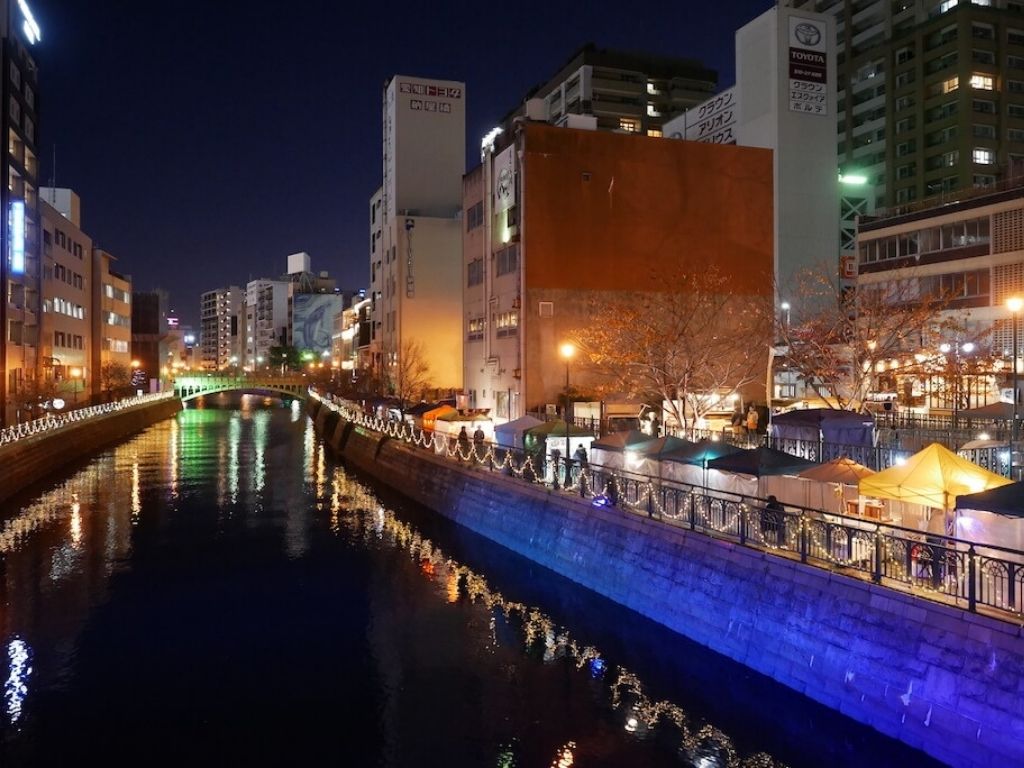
[30,0,775,326]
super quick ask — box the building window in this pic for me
[942,76,960,93]
[467,258,483,287]
[895,94,915,111]
[467,317,485,341]
[618,118,640,132]
[973,124,996,139]
[973,147,996,164]
[1010,54,1024,70]
[974,174,996,186]
[465,200,484,231]
[647,128,662,137]
[1010,28,1024,46]
[970,73,994,90]
[973,99,996,113]
[495,311,519,337]
[1010,128,1024,142]
[496,244,519,276]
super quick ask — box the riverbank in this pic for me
[311,399,1024,768]
[0,395,182,505]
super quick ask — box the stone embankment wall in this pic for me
[0,397,182,505]
[312,402,1024,768]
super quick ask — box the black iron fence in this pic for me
[314,392,1024,621]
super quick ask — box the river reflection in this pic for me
[0,402,940,767]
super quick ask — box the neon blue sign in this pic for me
[10,200,24,275]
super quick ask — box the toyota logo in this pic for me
[795,22,821,47]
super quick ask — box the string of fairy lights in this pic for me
[310,391,1024,617]
[0,392,176,446]
[325,464,781,768]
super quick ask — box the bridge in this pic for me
[172,374,310,402]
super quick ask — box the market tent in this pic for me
[760,457,877,516]
[589,429,649,470]
[524,420,594,459]
[493,415,544,449]
[621,435,695,477]
[859,443,1011,513]
[660,440,742,487]
[770,408,875,457]
[959,402,1015,420]
[954,482,1024,551]
[706,447,817,477]
[798,457,875,484]
[422,405,457,432]
[955,482,1024,517]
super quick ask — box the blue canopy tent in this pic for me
[770,408,875,464]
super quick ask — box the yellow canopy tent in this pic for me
[422,405,457,432]
[859,443,1011,531]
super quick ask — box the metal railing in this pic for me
[0,392,177,447]
[313,391,1024,622]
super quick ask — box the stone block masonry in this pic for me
[0,397,183,506]
[314,403,1024,768]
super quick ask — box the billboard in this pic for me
[292,294,343,354]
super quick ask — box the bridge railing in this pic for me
[312,391,1024,622]
[0,392,176,448]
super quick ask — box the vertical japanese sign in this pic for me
[788,16,828,115]
[10,200,25,275]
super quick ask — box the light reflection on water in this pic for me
[325,468,778,768]
[0,401,938,767]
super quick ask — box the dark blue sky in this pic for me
[31,0,774,326]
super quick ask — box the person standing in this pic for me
[746,406,759,438]
[761,495,786,548]
[456,426,470,460]
[472,425,485,461]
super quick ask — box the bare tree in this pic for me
[100,361,131,401]
[386,339,433,413]
[779,264,963,411]
[572,266,774,431]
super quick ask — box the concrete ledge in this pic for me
[0,397,182,506]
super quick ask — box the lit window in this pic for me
[943,76,959,93]
[973,148,995,164]
[969,74,993,90]
[618,118,640,133]
[647,129,663,137]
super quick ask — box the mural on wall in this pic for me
[292,294,342,354]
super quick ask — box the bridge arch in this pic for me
[173,375,311,403]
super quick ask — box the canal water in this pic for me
[0,401,942,767]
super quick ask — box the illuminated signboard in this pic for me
[17,1,40,44]
[10,200,25,274]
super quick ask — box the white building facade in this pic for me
[200,286,242,370]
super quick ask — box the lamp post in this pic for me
[940,341,975,429]
[69,367,83,405]
[559,342,575,488]
[1008,297,1023,479]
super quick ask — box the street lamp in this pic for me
[1008,297,1023,479]
[69,367,83,405]
[559,342,575,488]
[780,301,791,329]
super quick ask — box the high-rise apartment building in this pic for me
[788,0,1024,213]
[199,287,241,370]
[516,43,717,136]
[369,74,466,392]
[243,278,288,370]
[0,0,41,424]
[132,290,169,388]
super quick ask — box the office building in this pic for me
[0,0,41,424]
[463,122,774,420]
[132,290,169,388]
[92,248,132,392]
[368,74,466,392]
[243,278,288,370]
[40,194,92,405]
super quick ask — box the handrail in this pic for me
[311,390,1024,621]
[0,392,175,448]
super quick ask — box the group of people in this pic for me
[731,405,760,436]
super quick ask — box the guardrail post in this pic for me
[799,511,808,564]
[968,545,977,613]
[739,504,746,545]
[689,493,696,530]
[873,531,883,584]
[1010,563,1018,612]
[552,456,560,490]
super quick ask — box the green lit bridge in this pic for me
[172,374,311,403]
